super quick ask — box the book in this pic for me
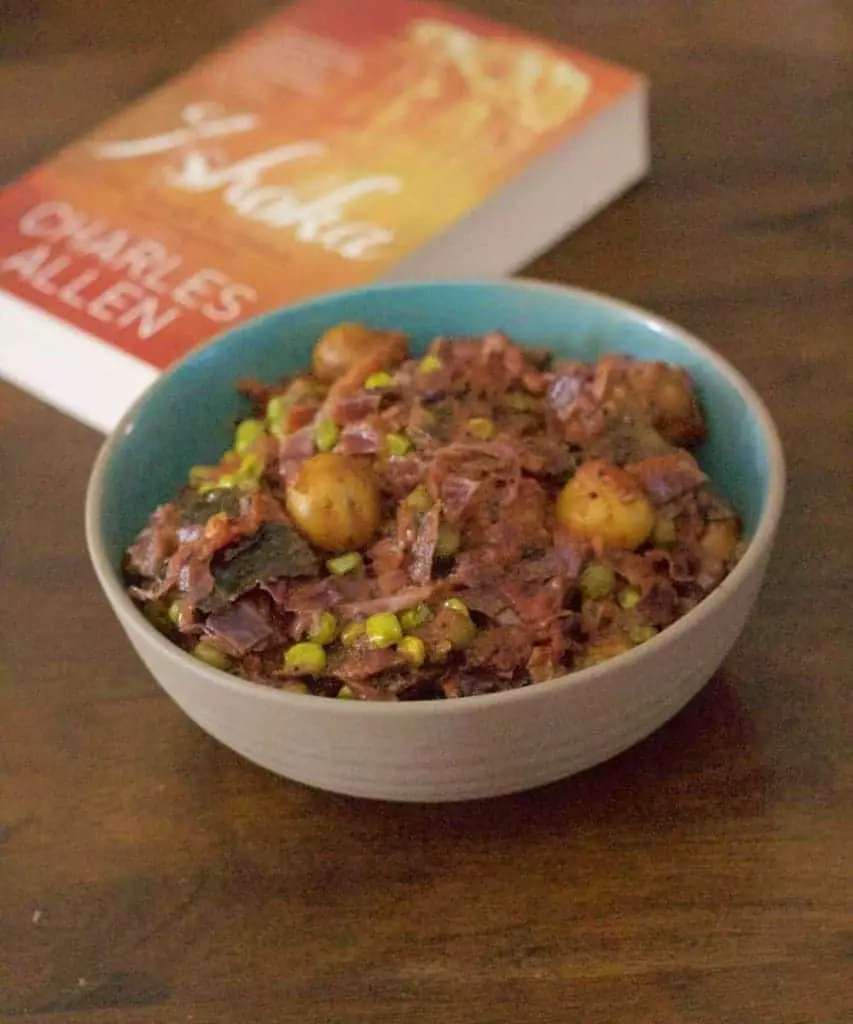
[0,0,648,432]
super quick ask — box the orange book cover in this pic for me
[0,0,647,430]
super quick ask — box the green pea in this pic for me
[284,642,327,675]
[340,621,365,646]
[467,417,496,440]
[505,391,538,412]
[280,681,309,694]
[580,564,616,600]
[445,609,477,650]
[618,587,642,610]
[235,418,266,454]
[265,395,291,437]
[653,517,677,547]
[435,522,460,558]
[629,625,658,645]
[308,611,337,646]
[198,471,241,493]
[337,685,357,699]
[192,640,229,670]
[419,355,443,374]
[364,371,394,390]
[143,601,171,632]
[443,597,469,617]
[397,635,426,668]
[189,452,236,489]
[167,600,186,628]
[237,452,264,483]
[326,552,363,576]
[385,432,412,457]
[405,486,432,512]
[400,604,432,631]
[365,612,403,648]
[314,419,339,453]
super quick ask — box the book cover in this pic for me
[0,0,647,431]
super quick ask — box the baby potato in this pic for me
[312,322,407,382]
[628,362,706,446]
[556,460,655,550]
[286,453,381,553]
[700,518,740,562]
[652,514,678,548]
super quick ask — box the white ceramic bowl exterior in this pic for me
[110,544,772,801]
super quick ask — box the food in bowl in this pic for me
[87,280,784,802]
[123,323,745,701]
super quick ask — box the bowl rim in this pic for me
[85,277,786,717]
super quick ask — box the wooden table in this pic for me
[2,2,851,1021]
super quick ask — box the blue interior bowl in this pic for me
[96,280,783,575]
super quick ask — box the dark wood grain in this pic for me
[1,1,851,1021]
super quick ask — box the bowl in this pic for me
[85,280,785,802]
